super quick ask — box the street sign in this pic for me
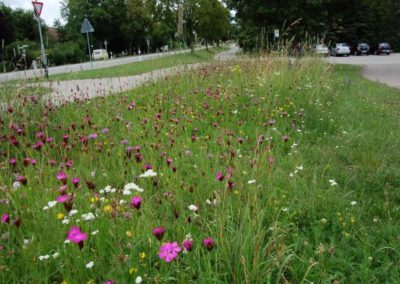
[32,1,43,17]
[274,29,280,38]
[81,18,95,34]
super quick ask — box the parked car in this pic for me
[92,49,109,60]
[352,43,370,55]
[374,43,391,55]
[331,43,351,56]
[314,44,330,56]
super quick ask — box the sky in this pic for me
[2,0,63,26]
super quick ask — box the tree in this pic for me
[196,0,230,49]
[0,4,14,44]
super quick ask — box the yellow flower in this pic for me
[126,231,133,238]
[56,213,64,220]
[87,280,95,284]
[61,281,68,284]
[234,190,239,195]
[129,267,138,275]
[103,205,112,213]
[350,216,356,224]
[139,252,146,260]
[90,197,96,203]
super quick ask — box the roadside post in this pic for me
[32,1,48,78]
[81,18,95,65]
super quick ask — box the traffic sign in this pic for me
[81,18,95,34]
[32,1,43,17]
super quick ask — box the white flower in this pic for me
[86,261,94,269]
[282,207,289,212]
[12,181,21,190]
[38,255,50,261]
[124,182,144,193]
[119,199,127,205]
[188,204,198,211]
[23,239,31,246]
[82,213,96,221]
[91,171,96,177]
[64,240,70,244]
[139,169,157,178]
[52,252,60,259]
[69,209,78,216]
[91,230,99,235]
[42,206,49,210]
[247,179,256,184]
[135,276,143,284]
[296,166,304,171]
[62,218,70,225]
[48,201,57,208]
[350,201,357,206]
[328,179,338,186]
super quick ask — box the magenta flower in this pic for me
[62,135,69,143]
[103,281,116,284]
[166,157,173,166]
[66,160,73,169]
[9,158,16,166]
[72,178,80,188]
[32,141,44,150]
[57,171,68,184]
[57,195,69,203]
[203,237,215,251]
[158,241,182,262]
[283,135,289,142]
[130,196,142,209]
[216,172,224,181]
[1,213,10,224]
[17,175,27,186]
[89,133,98,139]
[144,164,152,170]
[182,239,193,251]
[66,226,87,249]
[102,128,109,134]
[152,227,166,241]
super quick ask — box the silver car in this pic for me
[331,43,351,57]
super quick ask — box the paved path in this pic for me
[0,48,204,83]
[35,46,239,106]
[328,54,400,88]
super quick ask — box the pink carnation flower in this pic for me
[158,241,182,262]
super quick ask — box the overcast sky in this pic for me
[2,0,63,26]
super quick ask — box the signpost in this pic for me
[81,18,95,63]
[32,1,48,78]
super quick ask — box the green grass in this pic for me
[0,56,399,283]
[49,48,225,81]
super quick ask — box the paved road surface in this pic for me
[0,48,203,83]
[328,54,400,88]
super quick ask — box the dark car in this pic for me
[374,43,391,55]
[353,43,370,55]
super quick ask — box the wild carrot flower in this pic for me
[131,196,142,209]
[152,227,165,241]
[158,241,182,262]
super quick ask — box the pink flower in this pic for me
[9,158,16,166]
[57,195,68,203]
[144,164,152,170]
[152,227,166,241]
[166,157,173,166]
[57,171,68,184]
[130,196,142,209]
[72,178,80,188]
[158,241,182,262]
[102,128,109,134]
[66,226,87,249]
[203,237,215,251]
[17,175,27,186]
[283,135,289,142]
[216,172,224,181]
[1,213,10,224]
[182,239,193,251]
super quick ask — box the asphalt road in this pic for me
[328,53,400,88]
[0,48,202,83]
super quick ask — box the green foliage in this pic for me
[49,42,86,66]
[229,0,400,51]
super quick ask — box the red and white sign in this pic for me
[32,1,43,17]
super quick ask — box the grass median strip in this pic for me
[1,57,399,283]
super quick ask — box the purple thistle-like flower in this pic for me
[203,237,215,251]
[1,213,10,224]
[72,178,80,188]
[182,239,193,251]
[153,227,166,241]
[158,241,182,262]
[130,196,142,209]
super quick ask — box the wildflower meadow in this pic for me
[1,56,399,283]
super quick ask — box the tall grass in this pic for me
[0,55,399,283]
